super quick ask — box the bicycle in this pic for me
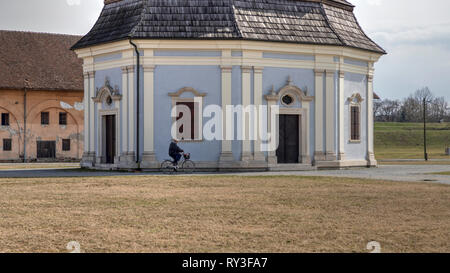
[161,153,195,174]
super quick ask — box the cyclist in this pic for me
[169,139,184,168]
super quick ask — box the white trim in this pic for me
[121,66,128,154]
[88,72,95,153]
[221,65,232,154]
[143,65,155,153]
[349,104,361,142]
[98,109,120,164]
[314,69,324,157]
[325,70,336,158]
[241,66,252,161]
[338,71,345,160]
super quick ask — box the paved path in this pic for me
[0,164,449,184]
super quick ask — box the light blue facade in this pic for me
[84,50,375,170]
[262,67,315,159]
[154,65,222,162]
[344,72,367,160]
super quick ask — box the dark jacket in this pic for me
[169,142,183,157]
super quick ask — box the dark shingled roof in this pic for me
[0,31,83,91]
[72,0,385,54]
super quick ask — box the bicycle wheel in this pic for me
[182,160,195,174]
[161,160,175,174]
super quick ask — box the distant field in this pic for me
[375,122,450,160]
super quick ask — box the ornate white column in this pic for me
[81,72,93,167]
[338,71,345,161]
[88,71,96,158]
[367,74,377,166]
[119,66,129,164]
[302,101,312,164]
[265,90,278,165]
[253,66,266,162]
[241,66,253,162]
[83,73,90,155]
[141,65,159,168]
[314,69,325,161]
[127,65,135,160]
[325,70,336,160]
[219,65,234,164]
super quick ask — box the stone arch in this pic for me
[27,99,83,160]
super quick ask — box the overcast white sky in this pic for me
[0,0,449,101]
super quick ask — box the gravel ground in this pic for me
[0,164,449,184]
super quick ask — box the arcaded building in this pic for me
[0,31,84,162]
[72,0,385,170]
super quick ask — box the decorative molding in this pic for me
[253,66,264,74]
[220,65,233,73]
[168,87,207,97]
[121,66,128,73]
[92,77,122,103]
[347,93,364,104]
[143,65,155,72]
[339,71,345,78]
[314,69,325,76]
[241,66,253,73]
[367,74,374,82]
[265,76,314,102]
[325,69,335,76]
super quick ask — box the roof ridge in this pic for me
[318,3,346,47]
[230,0,243,39]
[129,0,147,38]
[0,29,82,38]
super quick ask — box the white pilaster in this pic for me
[219,65,234,163]
[302,102,311,164]
[253,66,265,162]
[367,74,377,166]
[325,70,336,160]
[314,69,325,161]
[88,71,95,155]
[83,72,89,154]
[338,71,345,161]
[127,65,135,157]
[120,66,129,158]
[141,65,159,168]
[241,66,252,161]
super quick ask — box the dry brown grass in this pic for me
[0,175,449,253]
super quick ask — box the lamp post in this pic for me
[423,98,428,161]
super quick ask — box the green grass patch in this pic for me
[375,122,450,160]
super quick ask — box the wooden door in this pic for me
[37,141,56,159]
[276,115,299,164]
[105,115,116,164]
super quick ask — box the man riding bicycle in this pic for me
[169,139,184,168]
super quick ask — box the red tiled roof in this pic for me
[0,31,83,91]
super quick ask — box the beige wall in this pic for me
[0,89,84,162]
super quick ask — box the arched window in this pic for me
[347,93,364,142]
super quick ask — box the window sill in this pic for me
[349,140,361,144]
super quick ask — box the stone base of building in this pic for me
[316,159,378,169]
[82,155,377,172]
[81,152,96,168]
[118,152,138,170]
[140,152,160,170]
